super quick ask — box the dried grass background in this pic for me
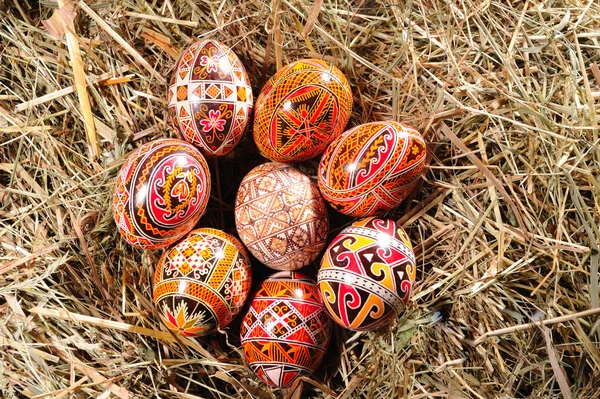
[1,0,600,398]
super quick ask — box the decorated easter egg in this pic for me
[235,162,329,270]
[153,228,252,336]
[168,39,253,157]
[112,139,210,250]
[240,271,332,387]
[317,217,416,331]
[318,121,427,217]
[253,59,353,162]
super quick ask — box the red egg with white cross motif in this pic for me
[168,39,253,157]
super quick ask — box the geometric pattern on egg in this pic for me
[318,217,416,331]
[168,39,253,157]
[318,121,427,217]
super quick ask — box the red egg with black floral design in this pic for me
[168,39,253,157]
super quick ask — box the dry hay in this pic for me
[1,0,599,398]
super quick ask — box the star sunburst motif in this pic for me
[162,302,212,336]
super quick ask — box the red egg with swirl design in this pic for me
[253,58,353,162]
[240,271,332,388]
[153,228,252,336]
[112,139,210,250]
[318,121,427,217]
[317,217,416,331]
[168,39,253,157]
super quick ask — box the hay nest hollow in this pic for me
[1,0,599,398]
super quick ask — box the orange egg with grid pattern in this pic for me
[168,39,253,157]
[240,271,332,387]
[253,59,353,162]
[112,139,210,250]
[153,228,252,337]
[318,121,427,217]
[234,162,329,270]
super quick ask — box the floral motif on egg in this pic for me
[253,59,353,162]
[153,228,252,337]
[240,271,332,388]
[168,39,253,157]
[318,121,427,217]
[234,162,329,270]
[317,217,416,331]
[112,139,211,250]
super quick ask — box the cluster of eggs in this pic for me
[111,39,427,389]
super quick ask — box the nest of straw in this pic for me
[1,0,599,398]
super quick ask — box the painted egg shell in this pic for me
[318,121,427,217]
[112,139,210,250]
[234,162,329,270]
[253,58,353,162]
[168,39,253,157]
[153,228,252,336]
[240,271,332,387]
[317,217,416,331]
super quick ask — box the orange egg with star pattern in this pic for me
[253,59,353,162]
[153,228,252,337]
